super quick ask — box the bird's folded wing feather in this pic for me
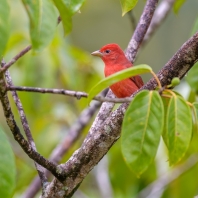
[130,75,144,89]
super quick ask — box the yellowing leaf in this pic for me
[120,0,139,16]
[173,0,186,13]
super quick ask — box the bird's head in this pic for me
[91,43,126,65]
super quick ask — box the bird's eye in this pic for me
[105,50,111,54]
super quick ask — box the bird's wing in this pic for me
[130,75,144,88]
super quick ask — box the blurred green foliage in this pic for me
[0,128,16,198]
[0,0,198,198]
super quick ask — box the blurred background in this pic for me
[1,0,198,197]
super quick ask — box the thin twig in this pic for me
[7,85,88,99]
[7,85,132,103]
[2,61,48,190]
[0,45,32,73]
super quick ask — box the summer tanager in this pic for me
[91,43,144,98]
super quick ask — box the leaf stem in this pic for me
[163,89,176,97]
[150,70,162,88]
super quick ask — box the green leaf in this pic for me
[0,0,10,57]
[53,0,85,35]
[63,0,85,15]
[188,90,196,103]
[22,0,57,52]
[166,95,192,165]
[53,0,72,35]
[88,64,152,104]
[186,62,198,92]
[0,128,16,198]
[121,90,164,176]
[162,96,170,148]
[192,102,198,133]
[173,0,186,13]
[120,0,138,16]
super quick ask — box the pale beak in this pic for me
[91,50,103,57]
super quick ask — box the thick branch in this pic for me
[42,32,198,198]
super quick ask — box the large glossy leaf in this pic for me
[0,128,16,198]
[0,0,10,57]
[88,64,152,104]
[120,0,138,16]
[121,90,164,176]
[186,62,198,92]
[166,95,192,165]
[173,0,186,13]
[22,0,57,51]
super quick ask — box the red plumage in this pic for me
[91,43,144,98]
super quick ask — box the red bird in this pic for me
[91,43,144,98]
